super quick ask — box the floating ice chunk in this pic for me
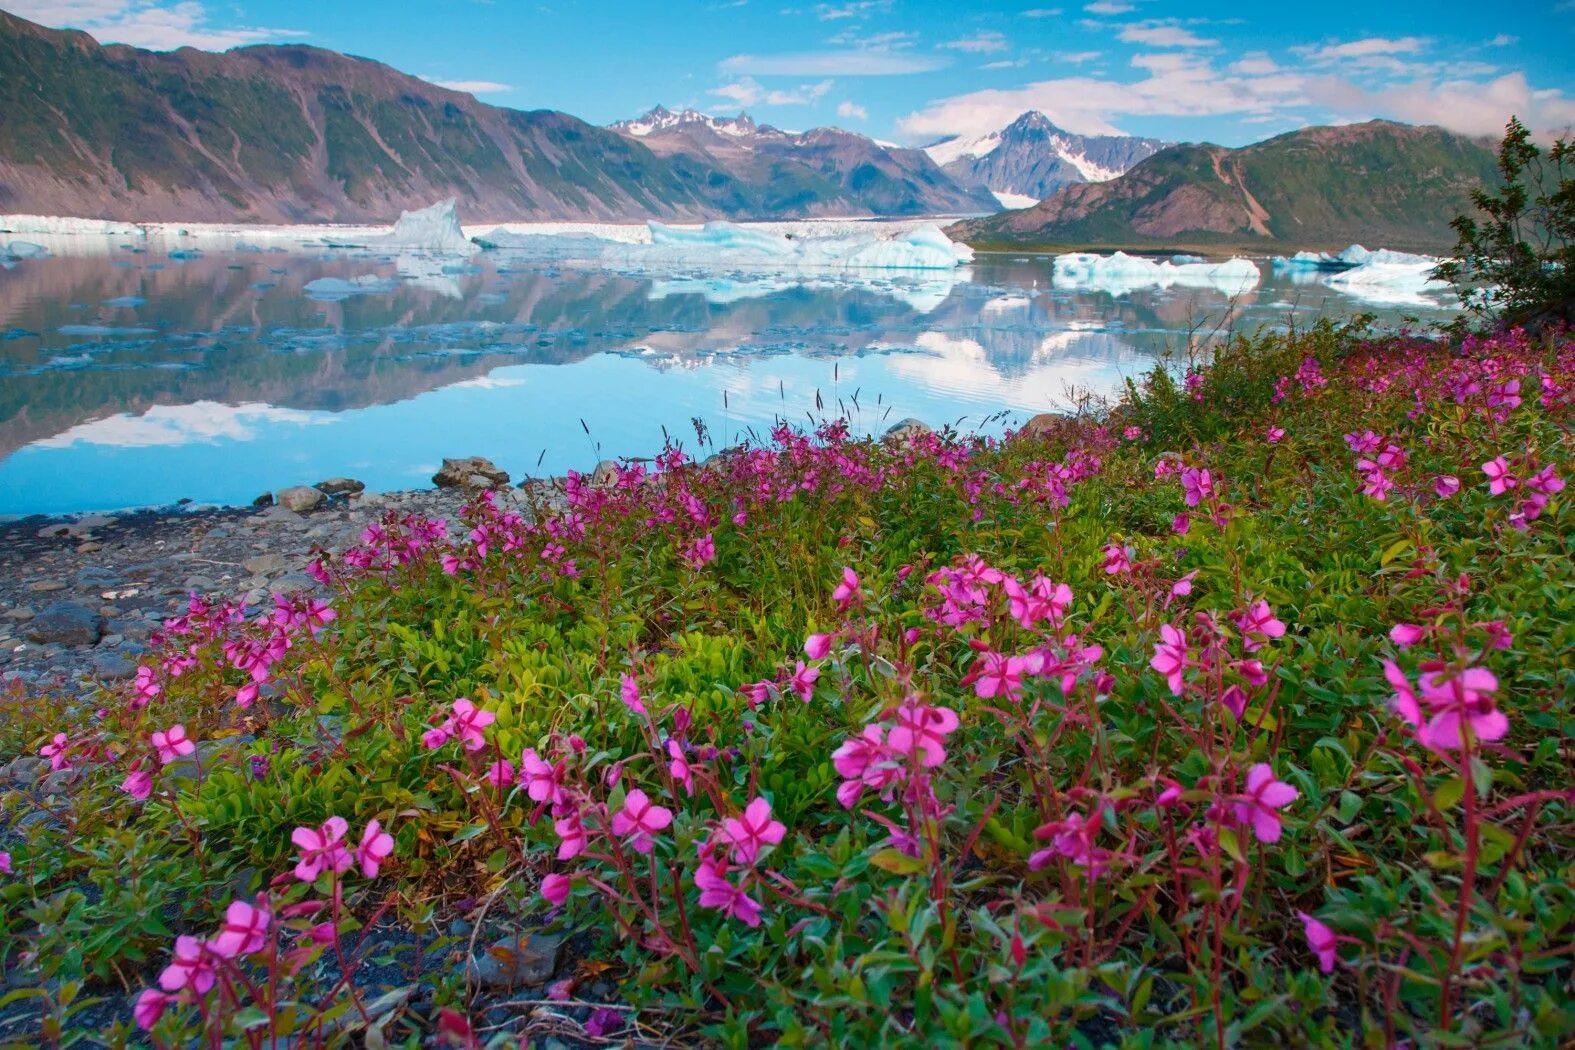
[4,241,47,259]
[340,199,479,255]
[1170,254,1205,264]
[233,242,264,253]
[303,274,398,301]
[102,296,146,307]
[1324,250,1452,308]
[57,324,156,336]
[650,221,796,256]
[1053,252,1260,295]
[168,248,203,261]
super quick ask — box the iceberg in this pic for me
[303,274,399,301]
[4,240,48,259]
[1053,252,1260,296]
[1270,244,1374,272]
[1324,250,1452,307]
[350,198,478,255]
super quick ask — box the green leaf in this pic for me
[869,848,926,876]
[1432,776,1465,813]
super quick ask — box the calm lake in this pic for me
[0,238,1457,515]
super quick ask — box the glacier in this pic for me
[329,199,478,255]
[1052,252,1260,296]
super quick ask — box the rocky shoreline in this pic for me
[0,457,543,706]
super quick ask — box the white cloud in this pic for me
[712,76,834,106]
[1117,23,1216,48]
[721,50,946,75]
[1487,34,1517,47]
[1022,7,1063,15]
[1296,36,1428,64]
[8,0,306,50]
[1083,1,1132,13]
[981,58,1028,70]
[939,30,1009,54]
[420,76,513,95]
[823,28,916,50]
[837,99,869,119]
[812,0,888,19]
[1053,50,1102,64]
[897,43,1575,145]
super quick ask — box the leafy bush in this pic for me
[1437,116,1575,325]
[1,326,1571,1047]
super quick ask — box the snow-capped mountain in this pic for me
[607,106,1000,216]
[927,112,1168,208]
[610,105,778,141]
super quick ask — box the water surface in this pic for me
[0,242,1456,515]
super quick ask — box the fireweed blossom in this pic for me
[1298,911,1338,974]
[693,857,762,927]
[720,796,786,864]
[158,936,217,995]
[831,566,863,607]
[291,817,353,882]
[1234,764,1298,843]
[1150,625,1190,695]
[612,789,674,854]
[151,724,196,765]
[355,820,395,878]
[1180,467,1214,507]
[207,900,270,959]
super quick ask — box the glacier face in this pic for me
[1052,252,1261,296]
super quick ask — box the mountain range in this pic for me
[949,121,1500,252]
[926,112,1167,206]
[0,10,991,223]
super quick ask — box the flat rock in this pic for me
[315,477,365,495]
[243,554,288,576]
[466,932,564,989]
[91,652,138,681]
[433,457,510,490]
[27,581,67,594]
[23,602,106,647]
[276,486,326,513]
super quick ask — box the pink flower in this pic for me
[448,698,495,752]
[40,732,70,771]
[484,759,515,788]
[1383,659,1423,728]
[1265,426,1285,444]
[804,633,833,660]
[1101,542,1132,575]
[291,816,352,882]
[1171,512,1191,535]
[693,858,762,927]
[612,789,673,854]
[1234,600,1286,652]
[133,988,171,1030]
[1234,764,1298,843]
[1434,475,1461,498]
[720,796,787,864]
[1415,666,1507,751]
[1345,430,1381,454]
[886,699,960,768]
[553,808,588,861]
[355,820,395,878]
[151,724,196,766]
[974,650,1032,701]
[521,748,565,805]
[0,852,10,875]
[121,765,153,801]
[207,899,270,958]
[133,665,161,707]
[1220,684,1247,721]
[1150,624,1190,695]
[158,936,216,995]
[619,673,646,715]
[666,737,695,796]
[541,872,571,906]
[831,566,863,607]
[1389,623,1426,648]
[789,661,819,702]
[683,532,716,568]
[1029,807,1112,876]
[421,726,452,750]
[1170,570,1199,601]
[1298,911,1337,974]
[1180,467,1214,507]
[1482,456,1517,495]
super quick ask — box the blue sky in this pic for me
[10,1,1574,146]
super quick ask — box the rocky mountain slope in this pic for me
[607,106,998,217]
[0,11,992,223]
[928,111,1166,205]
[949,121,1500,251]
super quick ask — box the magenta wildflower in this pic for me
[973,650,1031,701]
[1298,911,1337,973]
[1434,475,1461,498]
[151,724,195,766]
[1235,600,1286,652]
[40,732,70,771]
[133,989,170,1030]
[619,673,646,715]
[693,857,762,927]
[1482,456,1517,495]
[1101,542,1132,575]
[1150,624,1190,695]
[1265,426,1286,444]
[448,698,495,751]
[886,699,960,768]
[291,816,352,882]
[1416,666,1507,751]
[720,796,787,864]
[158,936,216,995]
[121,764,153,801]
[1389,623,1426,647]
[1180,467,1214,507]
[612,789,674,854]
[1234,764,1298,843]
[0,852,10,875]
[831,566,863,607]
[355,820,395,878]
[804,632,833,660]
[541,872,571,906]
[207,899,270,959]
[789,660,819,702]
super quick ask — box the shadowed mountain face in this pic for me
[949,121,1501,252]
[0,12,993,224]
[929,112,1167,204]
